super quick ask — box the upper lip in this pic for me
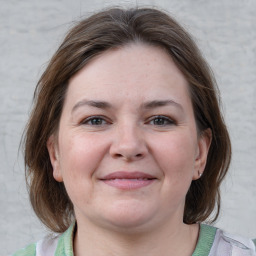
[101,171,156,180]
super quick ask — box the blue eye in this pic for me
[149,116,175,126]
[82,116,108,126]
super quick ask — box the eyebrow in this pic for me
[142,100,183,111]
[72,100,112,113]
[72,99,183,113]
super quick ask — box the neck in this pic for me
[74,219,199,256]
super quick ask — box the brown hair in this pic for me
[24,7,231,233]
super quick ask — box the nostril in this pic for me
[112,153,144,160]
[114,153,123,158]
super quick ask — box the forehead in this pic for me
[66,43,191,106]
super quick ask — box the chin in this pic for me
[97,202,158,232]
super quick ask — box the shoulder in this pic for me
[11,235,59,256]
[210,226,256,256]
[12,243,36,256]
[11,222,75,256]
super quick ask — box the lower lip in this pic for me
[102,179,155,190]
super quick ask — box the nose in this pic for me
[109,123,148,161]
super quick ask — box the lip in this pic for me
[101,171,156,180]
[100,171,157,190]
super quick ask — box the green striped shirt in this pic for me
[12,223,256,256]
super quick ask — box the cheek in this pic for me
[58,133,109,190]
[151,132,197,182]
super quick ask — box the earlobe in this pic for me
[47,135,63,182]
[193,128,212,180]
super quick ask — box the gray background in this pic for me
[0,0,255,254]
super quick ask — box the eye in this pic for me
[148,115,175,126]
[81,116,109,126]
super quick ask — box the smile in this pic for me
[100,171,157,190]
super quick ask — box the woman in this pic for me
[13,7,255,256]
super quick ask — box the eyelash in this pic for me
[147,115,176,126]
[81,116,110,126]
[81,115,175,127]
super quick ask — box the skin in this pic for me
[47,43,211,256]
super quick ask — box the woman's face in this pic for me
[48,44,210,232]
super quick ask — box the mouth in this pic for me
[100,171,157,190]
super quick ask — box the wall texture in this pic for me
[0,0,255,254]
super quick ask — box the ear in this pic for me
[47,135,63,182]
[193,128,212,180]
